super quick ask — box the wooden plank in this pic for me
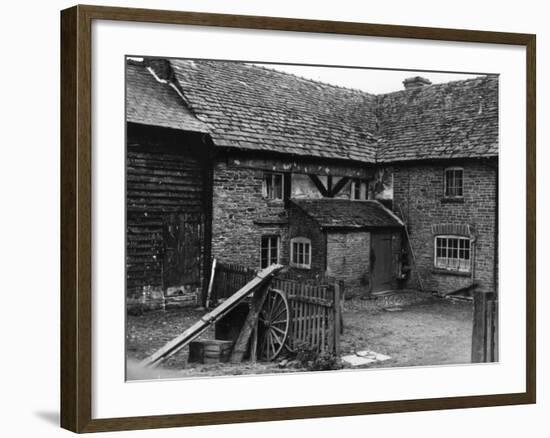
[303,284,309,345]
[308,174,329,197]
[339,280,345,335]
[333,282,341,355]
[311,285,317,349]
[305,285,310,347]
[250,323,259,363]
[230,283,271,363]
[471,291,488,362]
[205,258,217,309]
[329,176,350,197]
[297,282,304,343]
[311,286,317,349]
[292,295,334,308]
[327,291,334,353]
[493,300,499,362]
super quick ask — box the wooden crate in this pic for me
[188,340,233,364]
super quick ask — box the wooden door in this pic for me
[370,232,394,293]
[163,213,204,291]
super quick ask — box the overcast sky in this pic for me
[253,63,483,94]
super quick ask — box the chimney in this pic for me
[403,76,432,90]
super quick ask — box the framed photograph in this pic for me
[60,4,536,433]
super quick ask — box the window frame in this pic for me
[433,235,472,273]
[262,172,284,200]
[289,237,312,269]
[260,235,280,269]
[443,167,464,198]
[350,178,368,200]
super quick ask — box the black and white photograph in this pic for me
[125,57,499,380]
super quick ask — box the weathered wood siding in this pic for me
[126,123,211,303]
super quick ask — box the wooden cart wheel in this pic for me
[257,288,290,361]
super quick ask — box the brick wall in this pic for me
[392,159,497,295]
[326,231,371,293]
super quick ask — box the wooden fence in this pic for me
[273,277,341,355]
[471,291,498,362]
[211,262,257,303]
[210,262,342,354]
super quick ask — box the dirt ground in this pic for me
[126,296,473,380]
[340,297,473,368]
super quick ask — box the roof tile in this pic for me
[291,199,403,229]
[126,59,498,163]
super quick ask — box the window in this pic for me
[434,236,471,272]
[444,167,464,197]
[260,235,280,269]
[350,178,368,200]
[263,172,284,200]
[290,237,311,269]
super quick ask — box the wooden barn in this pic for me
[125,60,213,309]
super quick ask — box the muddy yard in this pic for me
[126,296,473,380]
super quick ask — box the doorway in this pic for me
[370,232,394,293]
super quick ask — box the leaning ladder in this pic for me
[397,204,425,293]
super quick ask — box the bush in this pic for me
[294,342,343,371]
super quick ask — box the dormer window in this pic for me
[444,167,464,198]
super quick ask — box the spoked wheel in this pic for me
[257,288,290,361]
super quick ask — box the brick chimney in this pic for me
[403,76,432,90]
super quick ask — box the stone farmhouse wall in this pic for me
[392,159,498,295]
[211,161,289,269]
[211,155,373,271]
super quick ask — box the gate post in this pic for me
[333,281,342,355]
[472,290,497,363]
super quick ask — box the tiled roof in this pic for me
[127,58,498,163]
[168,60,379,162]
[291,199,403,229]
[376,76,498,162]
[126,61,208,133]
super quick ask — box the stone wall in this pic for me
[211,156,376,270]
[392,159,497,295]
[211,160,289,269]
[326,231,371,294]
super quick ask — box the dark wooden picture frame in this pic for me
[61,4,536,433]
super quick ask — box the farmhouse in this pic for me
[125,58,498,308]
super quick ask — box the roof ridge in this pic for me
[376,74,497,98]
[136,58,498,164]
[247,63,377,97]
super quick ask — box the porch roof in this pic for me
[290,199,404,230]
